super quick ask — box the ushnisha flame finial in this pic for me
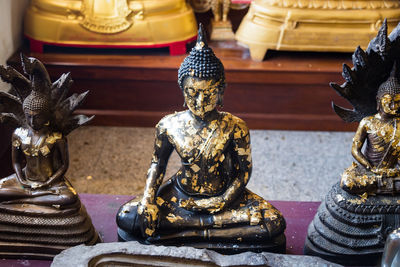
[178,24,225,90]
[195,23,207,50]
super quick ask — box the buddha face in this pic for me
[183,77,221,118]
[24,109,49,131]
[380,93,400,115]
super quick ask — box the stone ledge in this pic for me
[52,241,343,267]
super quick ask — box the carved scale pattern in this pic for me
[267,0,400,9]
[306,183,400,260]
[0,203,98,252]
[330,182,400,214]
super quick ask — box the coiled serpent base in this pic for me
[0,198,99,259]
[305,182,400,265]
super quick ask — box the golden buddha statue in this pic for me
[209,0,234,41]
[236,0,400,61]
[0,55,99,258]
[189,0,249,41]
[25,0,197,55]
[305,22,400,265]
[117,24,286,253]
[340,71,400,194]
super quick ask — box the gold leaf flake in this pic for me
[166,213,183,223]
[12,140,21,148]
[359,192,368,202]
[156,197,165,206]
[191,164,200,173]
[40,145,50,156]
[46,133,62,144]
[145,228,155,236]
[234,129,242,139]
[209,165,215,173]
[381,198,392,205]
[237,148,249,156]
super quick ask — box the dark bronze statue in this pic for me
[305,20,400,266]
[117,24,286,254]
[0,55,99,259]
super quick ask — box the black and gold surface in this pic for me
[305,21,400,265]
[117,25,286,254]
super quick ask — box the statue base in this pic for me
[304,182,400,266]
[117,227,286,255]
[210,20,235,41]
[0,199,100,259]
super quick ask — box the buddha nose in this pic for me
[197,92,204,104]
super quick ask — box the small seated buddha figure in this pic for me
[305,22,400,266]
[340,66,400,194]
[117,25,286,253]
[0,54,99,258]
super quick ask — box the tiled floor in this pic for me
[67,126,354,201]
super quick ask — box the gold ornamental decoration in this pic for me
[80,0,132,34]
[266,0,400,9]
[235,0,400,60]
[24,0,198,54]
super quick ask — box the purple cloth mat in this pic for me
[2,194,321,266]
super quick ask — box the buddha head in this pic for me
[178,24,226,118]
[21,55,52,131]
[23,91,51,131]
[377,63,400,116]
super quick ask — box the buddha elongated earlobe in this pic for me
[217,94,224,107]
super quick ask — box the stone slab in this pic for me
[51,241,343,267]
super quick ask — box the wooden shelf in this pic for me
[7,42,357,131]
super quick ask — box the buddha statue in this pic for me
[340,67,400,195]
[305,21,400,266]
[24,0,197,55]
[0,55,99,258]
[190,0,249,41]
[117,24,286,253]
[235,0,400,61]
